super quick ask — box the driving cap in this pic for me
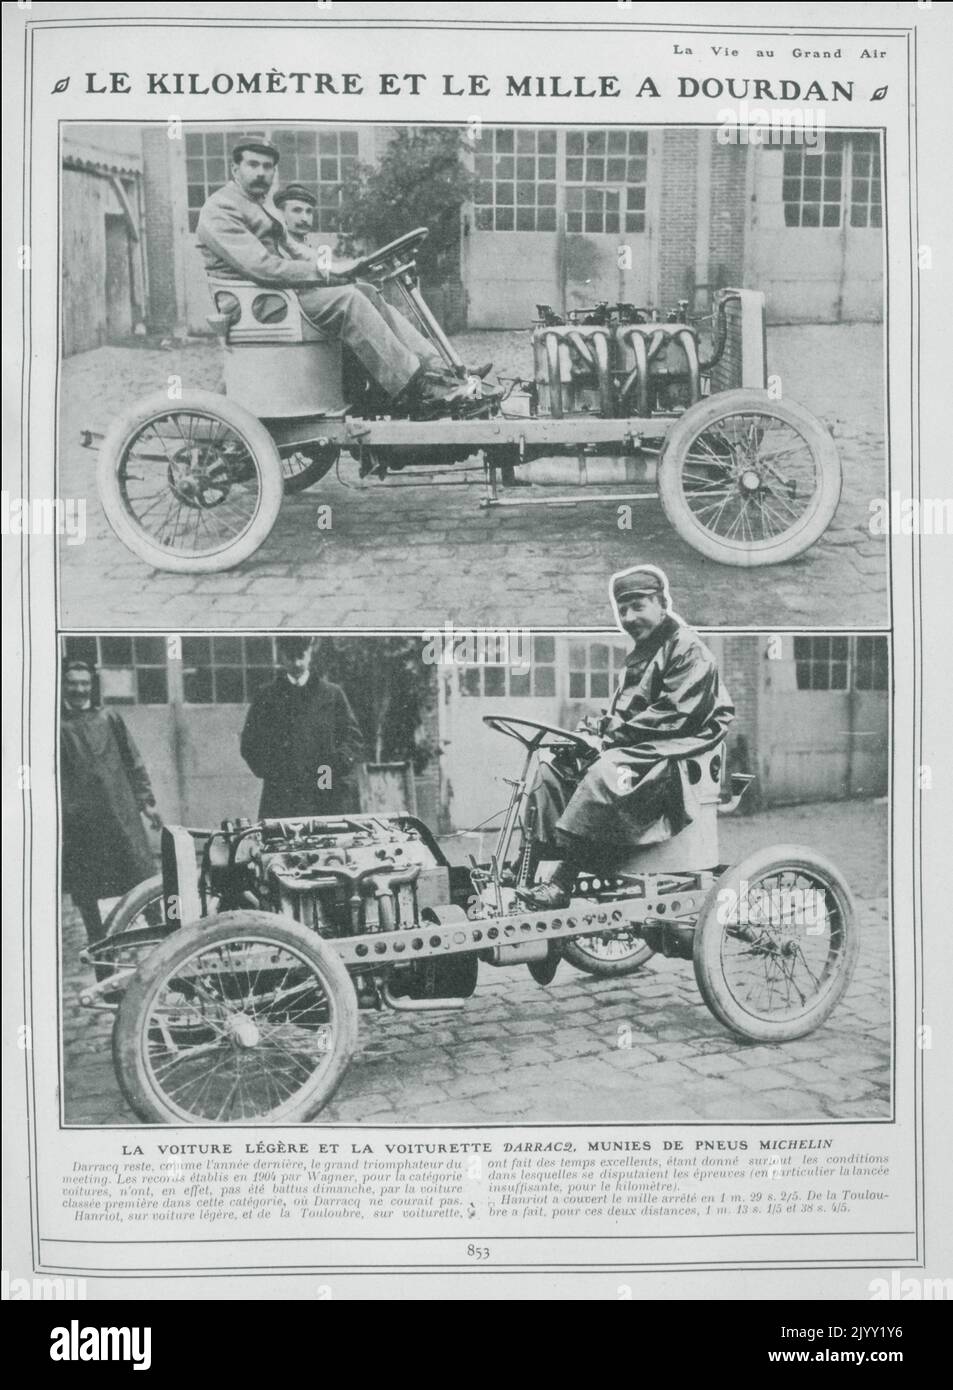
[232,139,280,164]
[611,564,670,604]
[274,183,317,208]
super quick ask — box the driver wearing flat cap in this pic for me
[197,141,498,418]
[518,565,735,910]
[273,182,319,247]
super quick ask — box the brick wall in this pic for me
[413,666,448,833]
[718,635,763,812]
[657,128,699,310]
[707,136,748,293]
[141,128,181,332]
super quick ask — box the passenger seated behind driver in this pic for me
[197,141,498,419]
[273,180,491,394]
[517,565,735,910]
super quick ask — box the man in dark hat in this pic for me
[239,636,365,818]
[273,182,319,248]
[517,566,734,909]
[272,179,472,386]
[60,659,161,945]
[197,141,497,417]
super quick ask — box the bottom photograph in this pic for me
[58,610,891,1128]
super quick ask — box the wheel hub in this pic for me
[226,1013,261,1048]
[167,445,234,509]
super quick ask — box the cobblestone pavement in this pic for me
[58,324,887,631]
[61,798,891,1126]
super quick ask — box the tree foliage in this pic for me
[335,127,475,281]
[317,636,438,772]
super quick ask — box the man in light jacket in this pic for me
[197,140,496,417]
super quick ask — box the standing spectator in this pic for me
[240,636,365,817]
[60,659,161,945]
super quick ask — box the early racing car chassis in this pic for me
[86,228,843,574]
[78,715,858,1125]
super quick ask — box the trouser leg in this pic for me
[531,761,579,849]
[297,283,421,397]
[354,281,445,372]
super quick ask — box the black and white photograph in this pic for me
[7,0,951,1318]
[59,608,890,1128]
[58,117,887,630]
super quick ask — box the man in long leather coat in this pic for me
[60,660,161,944]
[518,566,734,909]
[240,636,365,818]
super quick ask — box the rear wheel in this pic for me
[113,912,358,1123]
[693,846,858,1042]
[281,443,340,493]
[83,876,172,992]
[563,931,655,977]
[658,389,841,566]
[98,389,284,572]
[102,874,164,938]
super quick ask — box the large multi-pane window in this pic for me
[61,636,169,705]
[847,132,883,228]
[184,127,359,233]
[185,129,265,233]
[473,128,558,231]
[273,128,359,232]
[458,635,556,697]
[781,132,882,229]
[568,639,628,700]
[182,636,278,705]
[565,129,648,234]
[793,635,888,692]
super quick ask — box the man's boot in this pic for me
[515,859,579,910]
[395,367,500,419]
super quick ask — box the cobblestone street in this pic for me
[57,324,888,631]
[61,798,891,1127]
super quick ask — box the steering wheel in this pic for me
[482,714,594,751]
[349,226,430,278]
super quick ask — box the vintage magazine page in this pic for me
[3,0,952,1324]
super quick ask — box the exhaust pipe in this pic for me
[380,982,465,1013]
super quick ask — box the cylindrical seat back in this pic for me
[207,279,346,418]
[613,743,724,874]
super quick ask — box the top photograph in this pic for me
[58,119,888,630]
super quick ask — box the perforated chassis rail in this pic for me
[329,877,714,969]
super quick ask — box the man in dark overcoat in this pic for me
[240,636,365,818]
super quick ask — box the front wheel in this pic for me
[658,389,841,566]
[97,389,284,572]
[693,846,858,1042]
[113,912,358,1124]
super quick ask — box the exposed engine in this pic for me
[170,815,479,1005]
[531,289,738,417]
